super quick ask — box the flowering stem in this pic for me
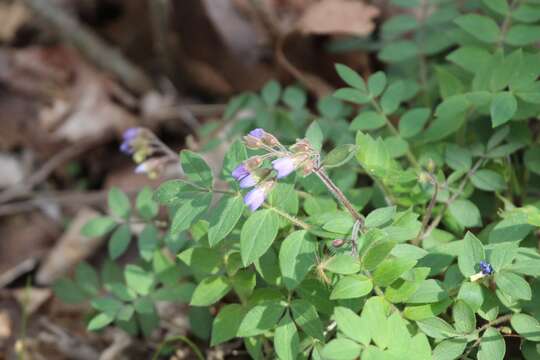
[263,203,311,230]
[313,167,364,225]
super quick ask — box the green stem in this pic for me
[263,203,311,230]
[370,99,420,169]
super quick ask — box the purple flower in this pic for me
[123,127,140,141]
[239,174,258,188]
[232,164,249,181]
[135,162,148,174]
[120,141,132,154]
[244,187,266,211]
[272,157,296,179]
[249,128,265,139]
[479,261,494,275]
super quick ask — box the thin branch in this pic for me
[22,0,153,94]
[263,203,311,230]
[0,140,99,204]
[313,167,364,226]
[422,158,484,239]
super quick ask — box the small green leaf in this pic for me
[180,150,213,187]
[321,339,362,360]
[261,80,281,106]
[108,187,130,219]
[322,144,357,168]
[350,111,386,131]
[380,81,404,115]
[53,278,89,304]
[511,314,540,342]
[495,271,532,300]
[87,312,114,331]
[190,275,231,306]
[124,265,154,295]
[373,258,417,287]
[432,338,467,360]
[506,25,540,46]
[237,300,286,337]
[379,41,418,63]
[81,216,116,237]
[454,14,500,43]
[458,232,485,277]
[482,0,509,15]
[478,327,505,360]
[137,224,158,261]
[208,195,244,247]
[368,71,387,97]
[365,206,396,228]
[449,200,482,228]
[361,240,396,270]
[306,121,324,152]
[108,224,131,260]
[283,86,307,109]
[136,186,159,220]
[279,230,316,290]
[290,299,324,340]
[335,64,367,92]
[399,108,430,138]
[240,209,279,266]
[471,170,506,191]
[211,304,245,346]
[330,275,373,300]
[453,300,476,333]
[170,193,212,234]
[334,307,370,345]
[274,313,300,360]
[325,255,361,275]
[333,88,371,104]
[491,92,517,127]
[75,262,100,296]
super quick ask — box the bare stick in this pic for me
[412,174,439,246]
[22,0,153,94]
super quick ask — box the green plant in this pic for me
[54,0,540,358]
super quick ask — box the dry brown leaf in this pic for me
[36,207,103,285]
[298,0,379,36]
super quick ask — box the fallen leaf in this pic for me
[36,207,104,285]
[298,0,379,36]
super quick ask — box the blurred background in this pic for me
[0,0,383,358]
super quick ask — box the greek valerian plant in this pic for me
[54,0,540,358]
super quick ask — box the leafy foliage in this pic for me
[53,0,540,358]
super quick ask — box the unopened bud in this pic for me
[332,239,345,247]
[418,172,429,184]
[290,139,312,153]
[500,326,512,335]
[262,133,280,147]
[302,160,315,176]
[244,135,263,149]
[246,156,262,170]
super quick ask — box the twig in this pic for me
[22,0,153,94]
[0,140,99,204]
[421,158,484,239]
[461,314,513,359]
[350,219,361,257]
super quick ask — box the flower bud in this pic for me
[290,139,312,153]
[332,239,345,247]
[246,156,263,170]
[244,135,263,149]
[262,133,280,147]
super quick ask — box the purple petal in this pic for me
[119,141,132,154]
[232,164,249,180]
[123,127,140,141]
[135,163,147,174]
[272,157,295,179]
[244,188,266,211]
[248,128,265,139]
[239,174,257,188]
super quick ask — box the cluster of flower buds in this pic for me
[469,260,494,282]
[232,128,318,211]
[120,127,168,179]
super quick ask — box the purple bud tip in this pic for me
[123,127,140,141]
[479,261,494,275]
[272,157,296,179]
[232,164,249,181]
[119,141,132,154]
[248,128,265,139]
[243,187,266,211]
[134,163,147,174]
[239,174,258,189]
